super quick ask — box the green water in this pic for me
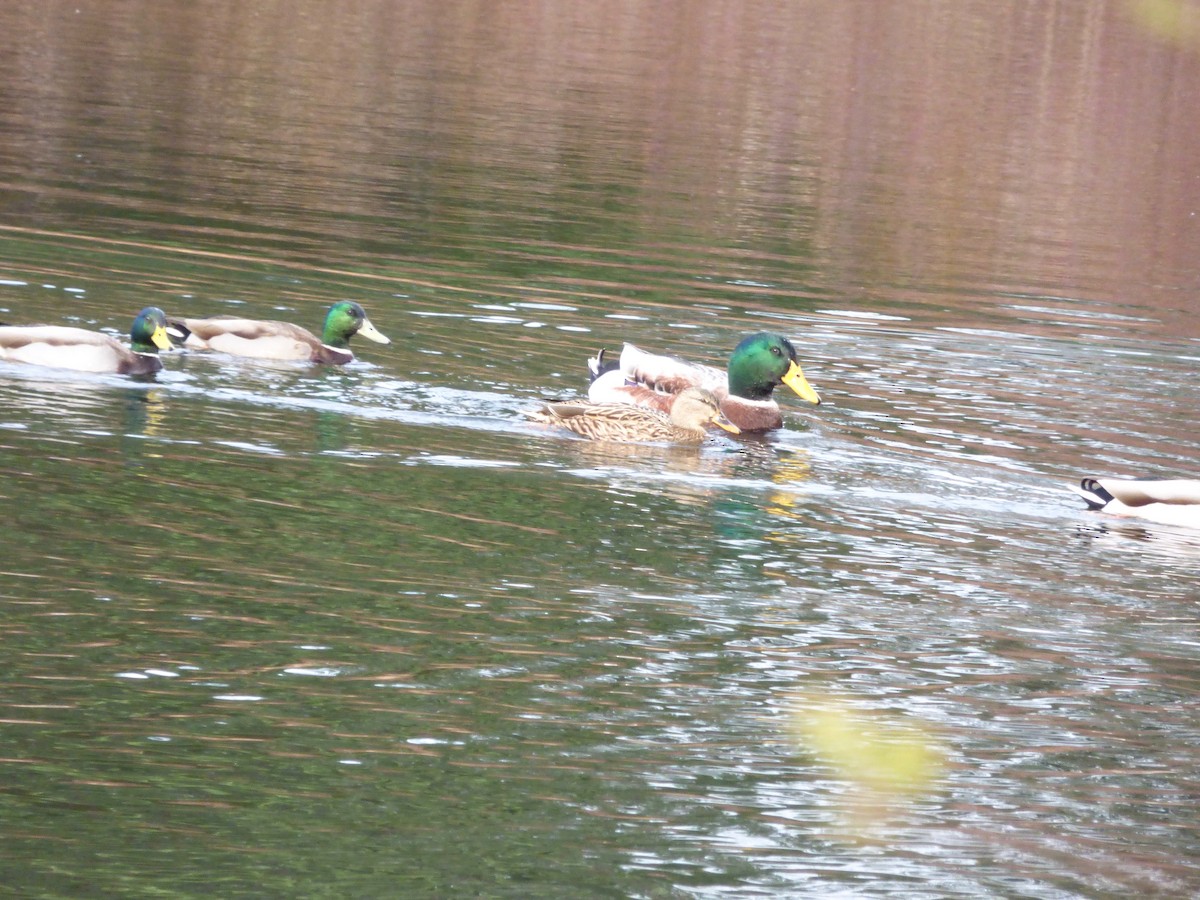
[0,368,820,897]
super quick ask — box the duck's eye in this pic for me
[771,346,781,356]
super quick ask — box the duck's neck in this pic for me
[671,424,707,442]
[322,328,351,349]
[667,408,711,437]
[726,365,774,401]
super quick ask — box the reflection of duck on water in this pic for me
[124,388,168,437]
[764,449,814,515]
[1071,477,1200,528]
[117,389,171,468]
[710,446,814,550]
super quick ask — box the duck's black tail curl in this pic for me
[165,319,192,349]
[1077,477,1115,510]
[587,348,619,384]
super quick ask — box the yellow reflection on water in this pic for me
[788,691,946,843]
[765,448,813,519]
[1127,0,1200,48]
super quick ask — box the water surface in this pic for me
[2,2,1199,897]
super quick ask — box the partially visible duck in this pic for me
[1070,476,1200,528]
[587,332,820,432]
[531,386,741,443]
[0,307,171,376]
[168,300,389,364]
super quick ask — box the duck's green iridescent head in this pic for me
[321,301,391,349]
[727,332,821,404]
[129,307,171,354]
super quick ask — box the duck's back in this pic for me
[588,343,727,406]
[620,343,725,393]
[0,326,143,373]
[534,400,704,443]
[176,317,322,360]
[1099,478,1200,506]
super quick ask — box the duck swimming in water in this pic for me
[587,332,820,432]
[168,300,389,364]
[0,307,171,376]
[1070,476,1200,529]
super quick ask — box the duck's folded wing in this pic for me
[177,318,288,341]
[539,399,598,420]
[172,318,317,359]
[0,326,111,349]
[618,343,724,394]
[0,327,131,372]
[586,373,675,412]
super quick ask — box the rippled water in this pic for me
[2,2,1199,897]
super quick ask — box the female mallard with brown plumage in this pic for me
[586,332,821,432]
[0,307,171,376]
[1070,476,1200,529]
[531,387,741,443]
[168,300,389,364]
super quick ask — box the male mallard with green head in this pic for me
[587,332,820,432]
[168,300,389,364]
[0,307,171,376]
[531,386,741,443]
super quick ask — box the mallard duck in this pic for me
[531,386,741,443]
[586,332,821,432]
[1070,477,1200,528]
[168,300,389,364]
[0,307,171,375]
